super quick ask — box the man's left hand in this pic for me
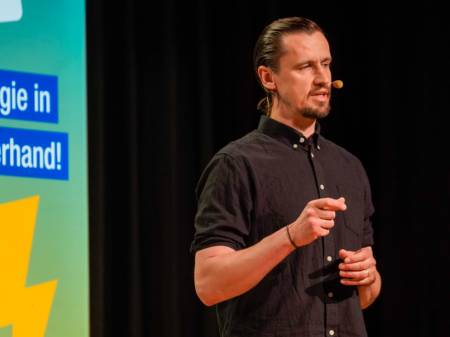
[338,247,377,286]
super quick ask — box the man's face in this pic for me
[272,31,332,119]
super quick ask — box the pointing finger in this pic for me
[309,197,347,211]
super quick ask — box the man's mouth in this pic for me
[310,91,329,102]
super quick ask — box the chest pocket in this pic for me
[336,183,365,250]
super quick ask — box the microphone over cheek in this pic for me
[332,80,344,89]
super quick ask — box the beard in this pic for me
[300,101,331,120]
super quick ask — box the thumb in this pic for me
[337,197,347,210]
[339,249,350,259]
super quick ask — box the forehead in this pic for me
[279,31,331,61]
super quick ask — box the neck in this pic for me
[270,109,316,138]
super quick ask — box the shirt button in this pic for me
[300,137,305,143]
[317,145,321,150]
[320,184,325,190]
[328,292,334,298]
[293,144,298,149]
[326,256,333,262]
[329,330,335,336]
[311,153,314,158]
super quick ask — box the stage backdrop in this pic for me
[0,1,88,337]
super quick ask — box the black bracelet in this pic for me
[286,225,299,249]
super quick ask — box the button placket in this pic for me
[309,150,338,334]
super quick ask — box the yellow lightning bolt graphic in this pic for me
[0,195,57,337]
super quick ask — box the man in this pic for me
[191,17,381,337]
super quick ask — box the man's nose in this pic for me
[314,66,329,86]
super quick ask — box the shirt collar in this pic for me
[257,115,321,150]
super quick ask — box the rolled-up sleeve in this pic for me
[190,153,253,253]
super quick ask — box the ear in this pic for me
[257,65,277,92]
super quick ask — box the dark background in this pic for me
[88,2,450,337]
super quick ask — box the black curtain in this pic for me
[88,2,450,337]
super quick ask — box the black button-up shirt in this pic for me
[191,115,375,337]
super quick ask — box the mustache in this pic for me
[310,80,344,95]
[309,87,330,96]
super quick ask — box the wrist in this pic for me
[285,224,299,249]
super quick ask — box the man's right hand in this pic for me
[288,197,347,247]
[195,197,347,305]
